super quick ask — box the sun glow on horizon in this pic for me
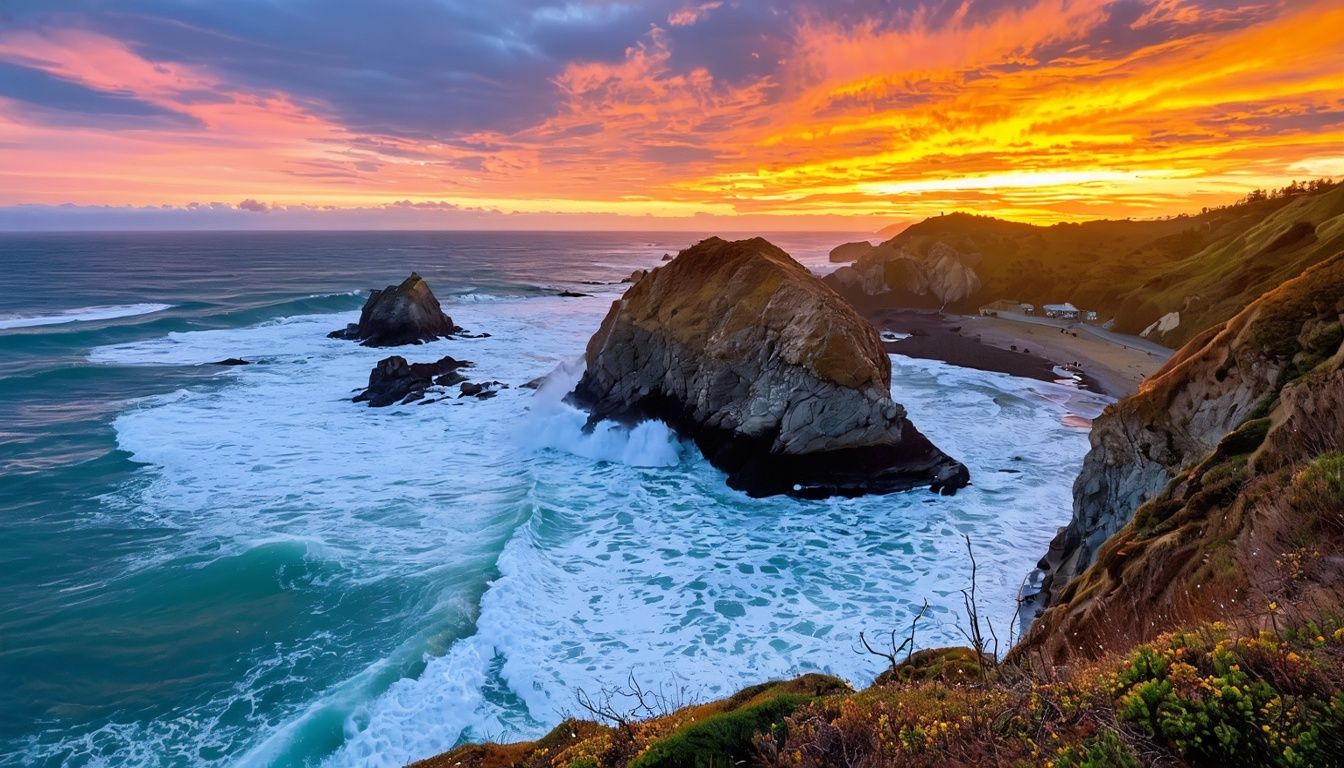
[0,0,1342,229]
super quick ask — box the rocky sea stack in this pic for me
[329,272,460,346]
[571,236,969,498]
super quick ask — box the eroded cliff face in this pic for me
[1037,304,1289,603]
[1019,253,1344,663]
[572,236,969,498]
[828,241,982,309]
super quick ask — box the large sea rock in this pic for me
[329,272,460,346]
[571,236,969,499]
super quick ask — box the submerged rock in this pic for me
[459,380,507,400]
[329,272,460,346]
[572,236,969,498]
[353,354,473,407]
[210,358,251,366]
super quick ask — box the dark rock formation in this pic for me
[828,240,873,263]
[459,381,507,400]
[329,273,460,346]
[572,236,969,499]
[211,358,251,366]
[1020,253,1344,659]
[354,355,473,407]
[827,241,982,309]
[557,290,591,298]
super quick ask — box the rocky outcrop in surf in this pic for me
[571,236,969,498]
[354,354,472,407]
[329,272,460,346]
[1021,253,1344,660]
[459,380,507,400]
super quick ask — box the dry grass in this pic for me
[417,621,1344,768]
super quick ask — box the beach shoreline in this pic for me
[862,309,1172,399]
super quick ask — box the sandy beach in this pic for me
[864,309,1172,399]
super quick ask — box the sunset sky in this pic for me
[1,0,1342,230]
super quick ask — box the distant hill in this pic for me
[875,221,912,238]
[829,181,1344,347]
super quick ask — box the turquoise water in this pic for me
[0,232,1107,766]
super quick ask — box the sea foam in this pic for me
[67,293,1109,768]
[518,359,682,468]
[0,303,171,330]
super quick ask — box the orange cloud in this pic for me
[1,1,1342,227]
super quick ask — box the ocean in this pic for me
[0,231,1108,767]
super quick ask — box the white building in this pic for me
[1043,302,1081,320]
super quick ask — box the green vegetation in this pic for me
[416,625,1344,768]
[1112,627,1344,767]
[1291,453,1344,529]
[837,179,1344,347]
[873,646,985,685]
[1053,731,1141,768]
[628,693,807,768]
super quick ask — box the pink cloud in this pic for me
[667,2,723,27]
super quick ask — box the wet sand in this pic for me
[865,310,1172,399]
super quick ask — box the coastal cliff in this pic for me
[1020,253,1344,662]
[828,239,983,310]
[572,236,968,498]
[828,181,1344,346]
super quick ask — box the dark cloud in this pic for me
[639,144,725,164]
[1195,102,1344,136]
[1029,0,1283,63]
[659,3,795,87]
[0,0,964,140]
[0,60,200,127]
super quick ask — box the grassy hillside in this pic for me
[835,181,1344,347]
[1018,253,1344,666]
[417,625,1344,768]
